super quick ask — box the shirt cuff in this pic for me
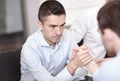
[56,66,73,81]
[92,68,99,81]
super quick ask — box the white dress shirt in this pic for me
[93,51,120,81]
[71,1,106,59]
[20,29,78,81]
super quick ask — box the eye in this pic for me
[51,25,56,28]
[49,25,57,28]
[49,25,58,30]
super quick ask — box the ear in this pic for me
[104,28,114,42]
[38,21,43,30]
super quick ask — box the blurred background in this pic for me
[0,0,23,52]
[0,0,42,52]
[0,0,105,52]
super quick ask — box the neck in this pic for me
[49,43,55,47]
[113,38,120,53]
[41,31,56,47]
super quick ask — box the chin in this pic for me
[55,38,60,42]
[56,40,60,43]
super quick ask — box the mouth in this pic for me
[53,36,61,40]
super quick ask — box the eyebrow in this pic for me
[49,22,66,27]
[61,22,66,26]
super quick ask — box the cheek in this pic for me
[101,36,108,50]
[102,38,114,56]
[43,27,51,33]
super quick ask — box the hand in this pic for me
[67,46,93,75]
[96,57,112,65]
[75,46,93,66]
[71,46,93,67]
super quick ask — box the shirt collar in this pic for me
[117,51,120,57]
[38,29,63,48]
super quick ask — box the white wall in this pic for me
[5,0,23,33]
[22,0,45,37]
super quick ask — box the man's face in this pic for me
[98,28,116,57]
[39,14,65,46]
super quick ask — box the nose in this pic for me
[55,27,62,35]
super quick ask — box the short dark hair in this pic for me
[97,1,120,36]
[38,0,66,23]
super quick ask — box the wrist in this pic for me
[86,60,99,74]
[67,62,78,75]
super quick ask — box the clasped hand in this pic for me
[71,46,93,68]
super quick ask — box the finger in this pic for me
[96,58,105,63]
[77,49,89,56]
[78,53,92,63]
[73,46,84,52]
[80,45,88,50]
[81,55,93,65]
[78,56,93,67]
[72,49,78,57]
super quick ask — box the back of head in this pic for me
[38,0,66,23]
[97,1,120,36]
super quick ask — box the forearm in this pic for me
[66,61,78,75]
[86,60,99,74]
[22,65,73,81]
